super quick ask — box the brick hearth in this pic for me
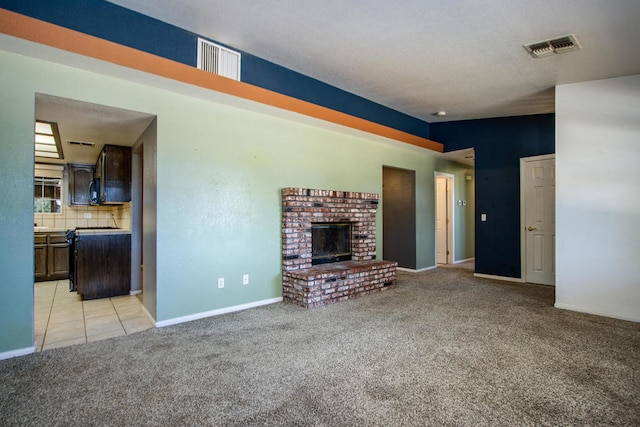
[281,188,397,308]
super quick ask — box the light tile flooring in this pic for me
[35,280,154,352]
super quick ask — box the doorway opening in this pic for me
[33,94,157,351]
[435,173,454,265]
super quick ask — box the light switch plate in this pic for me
[243,274,249,285]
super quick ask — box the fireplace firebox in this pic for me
[311,222,352,265]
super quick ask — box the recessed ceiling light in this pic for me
[434,111,447,117]
[34,120,63,159]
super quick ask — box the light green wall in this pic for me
[434,159,475,262]
[0,47,458,353]
[154,97,440,319]
[464,169,475,259]
[140,120,157,319]
[0,67,35,353]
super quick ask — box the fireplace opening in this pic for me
[311,222,352,265]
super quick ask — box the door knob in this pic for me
[527,226,537,231]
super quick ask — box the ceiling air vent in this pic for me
[524,34,581,58]
[68,140,95,148]
[197,38,241,81]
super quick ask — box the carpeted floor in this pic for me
[1,263,639,426]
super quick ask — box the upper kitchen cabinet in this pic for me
[68,163,94,206]
[95,144,131,204]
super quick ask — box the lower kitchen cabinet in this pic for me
[34,234,48,281]
[34,232,69,282]
[49,234,70,278]
[75,232,130,300]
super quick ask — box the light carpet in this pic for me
[1,263,639,426]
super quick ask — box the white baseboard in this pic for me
[554,303,640,323]
[397,266,437,273]
[155,297,283,328]
[454,257,475,264]
[0,345,36,361]
[129,290,142,296]
[474,273,525,283]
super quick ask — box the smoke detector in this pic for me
[524,34,581,58]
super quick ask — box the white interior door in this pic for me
[522,155,555,285]
[436,175,452,264]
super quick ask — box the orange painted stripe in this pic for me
[0,8,443,152]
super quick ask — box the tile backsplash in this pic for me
[34,202,131,230]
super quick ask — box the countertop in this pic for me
[75,229,131,236]
[34,227,131,236]
[34,228,67,233]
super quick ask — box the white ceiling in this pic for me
[105,0,640,123]
[35,94,155,165]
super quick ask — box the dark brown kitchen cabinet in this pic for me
[49,234,70,278]
[68,163,94,206]
[34,234,47,281]
[34,232,69,282]
[75,233,130,300]
[95,144,131,204]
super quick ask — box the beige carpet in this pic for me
[1,263,639,426]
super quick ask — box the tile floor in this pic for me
[34,280,154,352]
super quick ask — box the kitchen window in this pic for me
[34,164,63,214]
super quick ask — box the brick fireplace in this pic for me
[282,188,397,308]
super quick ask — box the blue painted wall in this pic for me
[431,114,555,278]
[1,0,196,65]
[242,53,431,138]
[0,0,430,139]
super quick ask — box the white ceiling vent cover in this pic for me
[524,34,581,58]
[197,38,241,81]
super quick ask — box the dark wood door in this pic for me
[48,235,69,279]
[68,163,94,205]
[34,238,47,281]
[35,233,69,281]
[383,166,416,269]
[100,145,131,204]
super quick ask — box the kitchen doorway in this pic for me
[33,94,157,351]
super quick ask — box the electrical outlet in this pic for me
[217,277,224,288]
[83,212,91,219]
[243,274,249,285]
